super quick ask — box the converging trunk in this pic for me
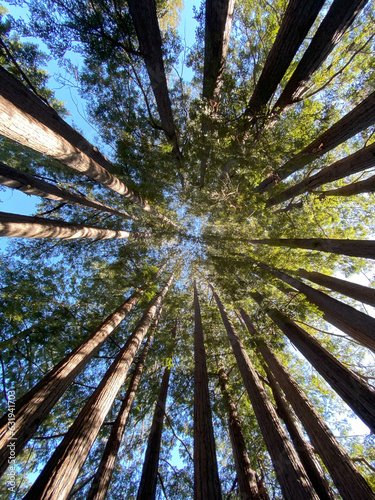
[23,275,173,500]
[317,174,375,198]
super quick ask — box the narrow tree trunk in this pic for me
[248,237,375,259]
[137,365,172,500]
[217,362,266,500]
[242,319,374,500]
[266,141,375,207]
[245,0,324,118]
[256,90,375,193]
[248,294,375,432]
[193,281,222,500]
[0,290,142,476]
[0,66,174,225]
[273,0,368,114]
[255,261,375,351]
[0,211,147,240]
[127,0,180,158]
[298,268,375,308]
[203,0,236,100]
[211,287,318,500]
[23,275,173,500]
[317,174,375,198]
[262,363,334,500]
[0,162,133,218]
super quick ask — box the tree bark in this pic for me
[0,290,142,476]
[261,362,335,500]
[127,0,180,158]
[0,162,133,219]
[211,287,318,500]
[317,174,375,198]
[256,91,375,193]
[248,294,375,433]
[203,0,236,100]
[0,66,174,225]
[298,268,375,308]
[245,0,325,118]
[273,0,368,114]
[23,275,173,500]
[217,361,266,500]
[255,261,375,352]
[248,237,375,259]
[244,326,375,500]
[193,281,222,500]
[266,141,375,207]
[0,211,147,240]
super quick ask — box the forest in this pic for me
[0,0,375,498]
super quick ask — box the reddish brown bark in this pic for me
[317,174,375,198]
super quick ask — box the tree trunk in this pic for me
[273,0,368,114]
[0,290,142,476]
[211,287,318,500]
[261,362,335,500]
[246,327,375,500]
[0,162,133,219]
[0,66,174,225]
[245,0,324,118]
[317,174,375,198]
[298,268,375,308]
[127,0,180,158]
[86,307,164,500]
[256,90,375,193]
[266,141,375,207]
[193,281,222,500]
[248,294,375,433]
[0,211,147,240]
[255,261,375,352]
[248,237,375,259]
[217,362,267,500]
[23,275,173,500]
[203,0,236,100]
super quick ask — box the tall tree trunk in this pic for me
[248,237,375,259]
[86,307,164,500]
[217,362,266,500]
[254,261,375,351]
[256,91,375,193]
[273,0,368,114]
[298,268,375,308]
[127,0,180,159]
[0,289,143,476]
[211,287,318,500]
[203,0,236,100]
[23,275,174,500]
[317,174,375,198]
[193,281,222,500]
[0,66,174,225]
[0,211,147,240]
[261,362,334,500]
[243,322,374,500]
[244,0,324,118]
[266,141,375,207]
[0,162,133,219]
[248,294,375,432]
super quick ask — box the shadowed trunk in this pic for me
[298,268,375,308]
[0,211,147,240]
[0,162,133,219]
[256,91,375,193]
[245,0,324,118]
[317,174,375,198]
[248,237,375,259]
[217,362,267,500]
[249,293,375,433]
[266,141,375,207]
[23,275,173,500]
[193,281,222,500]
[211,287,318,500]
